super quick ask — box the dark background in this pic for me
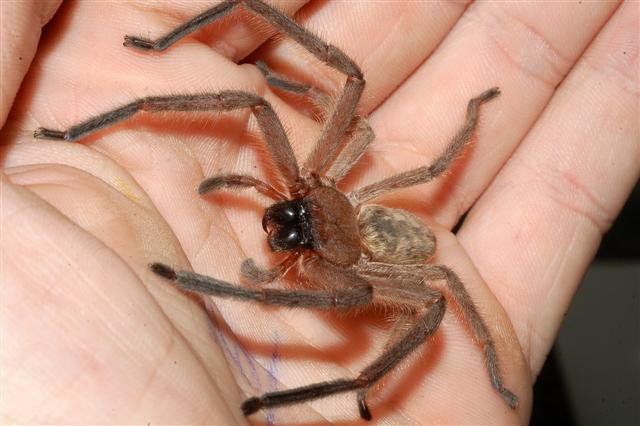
[530,184,639,426]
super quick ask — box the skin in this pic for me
[1,1,637,424]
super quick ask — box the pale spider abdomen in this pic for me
[358,205,436,264]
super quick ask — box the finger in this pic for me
[0,0,61,127]
[413,227,531,424]
[459,2,639,374]
[0,172,239,423]
[13,0,307,128]
[359,1,620,227]
[9,1,279,134]
[253,1,472,111]
[119,0,310,61]
[1,142,247,418]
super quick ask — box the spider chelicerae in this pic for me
[34,0,518,420]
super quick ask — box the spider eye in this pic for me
[263,200,310,251]
[263,201,302,232]
[276,206,297,223]
[282,227,302,245]
[267,226,304,251]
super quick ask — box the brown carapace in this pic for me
[34,0,518,420]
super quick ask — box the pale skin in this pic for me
[1,1,638,424]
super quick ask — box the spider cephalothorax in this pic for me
[34,0,518,421]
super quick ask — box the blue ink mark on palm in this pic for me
[206,312,261,391]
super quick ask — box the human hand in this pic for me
[2,1,637,424]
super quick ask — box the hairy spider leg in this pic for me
[239,253,300,285]
[325,118,375,182]
[151,258,449,419]
[256,60,375,182]
[199,174,288,201]
[150,262,372,310]
[233,256,447,420]
[356,261,519,408]
[256,61,314,96]
[242,292,447,420]
[123,0,365,183]
[36,0,367,194]
[34,91,301,190]
[350,87,501,204]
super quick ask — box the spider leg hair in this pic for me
[257,60,374,182]
[240,253,300,285]
[303,77,364,177]
[350,87,500,204]
[356,261,519,408]
[150,262,372,310]
[325,117,375,182]
[256,61,312,96]
[122,0,364,184]
[123,1,237,51]
[34,92,301,189]
[199,174,287,201]
[242,292,447,420]
[123,0,361,79]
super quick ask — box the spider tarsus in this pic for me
[255,60,311,95]
[123,35,157,51]
[197,178,222,196]
[477,87,501,103]
[149,262,178,280]
[241,397,263,415]
[255,60,271,76]
[357,397,373,421]
[501,388,519,409]
[33,127,66,140]
[240,258,270,283]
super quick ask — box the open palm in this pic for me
[2,1,637,424]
